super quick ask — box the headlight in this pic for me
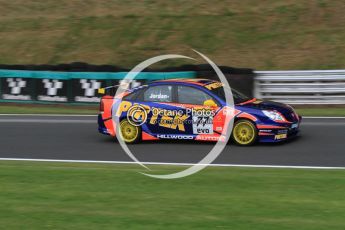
[263,110,287,122]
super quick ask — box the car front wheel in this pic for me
[232,119,258,146]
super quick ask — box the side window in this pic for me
[177,85,214,105]
[123,88,143,101]
[123,92,136,101]
[143,85,173,102]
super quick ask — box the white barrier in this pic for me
[254,70,345,104]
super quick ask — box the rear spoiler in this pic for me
[98,85,121,95]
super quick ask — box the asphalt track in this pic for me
[0,115,344,167]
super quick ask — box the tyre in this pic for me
[119,119,141,144]
[232,119,258,146]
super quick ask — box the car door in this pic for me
[176,85,222,139]
[139,84,189,136]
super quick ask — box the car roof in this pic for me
[150,78,220,87]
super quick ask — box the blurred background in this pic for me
[1,0,344,69]
[0,0,344,111]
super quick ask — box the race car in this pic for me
[98,79,301,146]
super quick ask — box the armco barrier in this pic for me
[0,70,196,104]
[254,70,345,104]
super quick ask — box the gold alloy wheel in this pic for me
[233,120,257,146]
[119,120,140,143]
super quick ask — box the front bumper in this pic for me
[258,117,302,143]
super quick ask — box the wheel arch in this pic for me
[232,118,259,146]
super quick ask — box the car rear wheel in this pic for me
[119,119,141,144]
[232,119,258,146]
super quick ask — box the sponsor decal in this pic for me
[2,78,32,100]
[192,115,213,134]
[149,93,169,100]
[37,95,67,102]
[37,79,68,102]
[259,129,273,133]
[2,94,31,100]
[43,79,63,96]
[7,78,26,94]
[205,82,222,90]
[195,135,225,141]
[74,79,101,103]
[277,129,288,134]
[157,134,194,140]
[275,133,287,140]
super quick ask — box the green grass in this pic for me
[1,105,344,116]
[0,0,345,69]
[0,161,344,229]
[295,108,345,117]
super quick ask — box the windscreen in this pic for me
[211,86,251,104]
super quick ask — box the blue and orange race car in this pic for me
[98,79,301,146]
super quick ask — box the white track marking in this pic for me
[301,122,345,126]
[0,158,344,170]
[303,117,345,119]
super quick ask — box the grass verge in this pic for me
[1,1,345,69]
[0,161,344,229]
[295,108,345,117]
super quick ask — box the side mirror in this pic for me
[203,99,217,107]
